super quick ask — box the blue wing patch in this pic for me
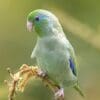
[69,58,76,76]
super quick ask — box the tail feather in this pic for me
[74,85,85,97]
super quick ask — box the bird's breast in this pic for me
[33,37,77,85]
[36,40,69,81]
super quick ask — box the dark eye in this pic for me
[35,16,39,21]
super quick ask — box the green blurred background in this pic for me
[0,0,100,100]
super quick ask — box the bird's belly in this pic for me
[36,50,76,85]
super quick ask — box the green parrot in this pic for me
[27,9,84,98]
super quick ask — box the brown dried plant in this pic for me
[5,64,64,100]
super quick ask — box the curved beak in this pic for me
[27,21,33,32]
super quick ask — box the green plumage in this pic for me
[27,9,84,97]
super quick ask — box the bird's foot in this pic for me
[55,88,64,100]
[37,69,47,79]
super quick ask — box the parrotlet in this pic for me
[27,9,84,98]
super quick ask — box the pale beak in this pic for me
[27,21,33,32]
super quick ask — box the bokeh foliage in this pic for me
[0,0,100,100]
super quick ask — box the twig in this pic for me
[5,64,64,100]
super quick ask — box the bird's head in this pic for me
[27,9,62,37]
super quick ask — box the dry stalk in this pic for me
[5,64,64,100]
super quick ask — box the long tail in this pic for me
[74,85,85,97]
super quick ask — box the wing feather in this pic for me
[68,44,78,76]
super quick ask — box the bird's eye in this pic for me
[35,16,39,21]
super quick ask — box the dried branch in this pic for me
[5,64,64,100]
